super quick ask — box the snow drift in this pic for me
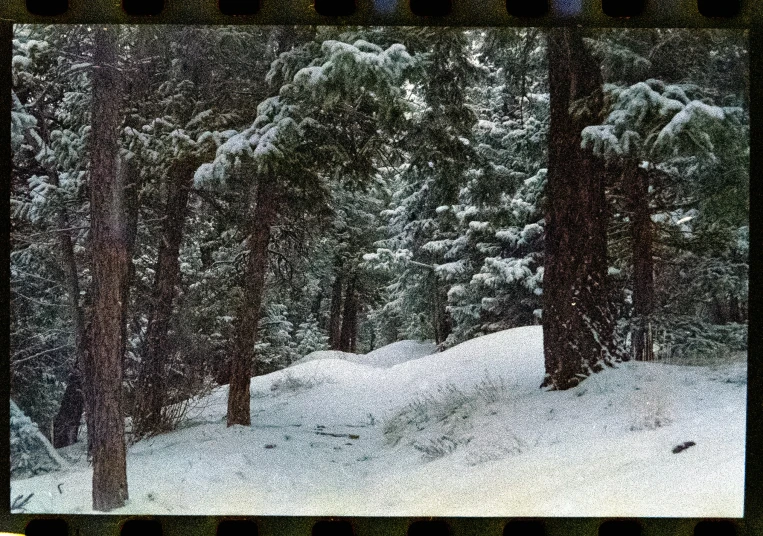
[10,326,746,517]
[293,339,437,369]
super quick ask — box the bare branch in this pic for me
[12,344,73,367]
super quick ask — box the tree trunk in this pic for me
[52,370,83,448]
[228,180,277,427]
[32,96,89,449]
[133,157,198,439]
[45,171,86,448]
[328,269,343,350]
[339,274,354,352]
[86,25,129,511]
[542,27,616,390]
[120,156,141,370]
[431,277,451,347]
[729,294,741,323]
[339,274,358,353]
[628,164,655,361]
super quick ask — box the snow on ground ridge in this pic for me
[10,326,746,517]
[293,338,437,369]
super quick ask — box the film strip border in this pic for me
[1,0,762,535]
[0,516,755,536]
[0,0,761,25]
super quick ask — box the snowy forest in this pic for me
[10,26,748,515]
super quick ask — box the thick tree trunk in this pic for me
[133,157,198,438]
[628,164,655,361]
[328,269,343,350]
[86,25,129,511]
[228,180,277,427]
[542,27,616,390]
[339,274,358,353]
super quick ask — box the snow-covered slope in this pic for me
[293,339,437,368]
[11,326,746,516]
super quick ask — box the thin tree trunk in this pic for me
[431,277,445,346]
[86,25,129,511]
[432,280,451,347]
[133,157,198,438]
[542,27,616,390]
[43,169,86,448]
[31,96,89,449]
[729,294,740,323]
[52,250,87,450]
[120,156,141,370]
[228,180,277,426]
[328,268,343,350]
[339,274,358,352]
[312,290,323,318]
[628,164,655,361]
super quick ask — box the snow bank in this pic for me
[11,327,745,517]
[293,339,436,369]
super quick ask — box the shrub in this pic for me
[384,374,517,462]
[655,316,747,361]
[628,387,674,432]
[413,435,470,460]
[269,371,331,394]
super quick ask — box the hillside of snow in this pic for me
[292,339,437,369]
[11,326,746,516]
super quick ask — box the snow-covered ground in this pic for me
[11,326,746,516]
[292,339,437,368]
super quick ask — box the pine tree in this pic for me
[443,29,548,346]
[196,32,413,425]
[582,29,748,361]
[371,29,480,346]
[11,25,92,449]
[295,314,329,358]
[542,28,618,390]
[86,25,129,512]
[256,304,298,371]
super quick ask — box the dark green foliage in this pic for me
[11,400,64,479]
[9,26,747,455]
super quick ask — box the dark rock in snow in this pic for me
[672,441,696,453]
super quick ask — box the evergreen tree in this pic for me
[295,315,329,358]
[371,29,480,346]
[443,29,548,346]
[255,304,298,371]
[86,25,129,512]
[542,27,618,390]
[195,32,413,425]
[582,29,748,361]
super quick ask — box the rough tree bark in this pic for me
[85,25,129,511]
[542,27,617,390]
[228,180,277,426]
[328,268,343,350]
[133,157,199,438]
[339,273,358,353]
[627,164,655,361]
